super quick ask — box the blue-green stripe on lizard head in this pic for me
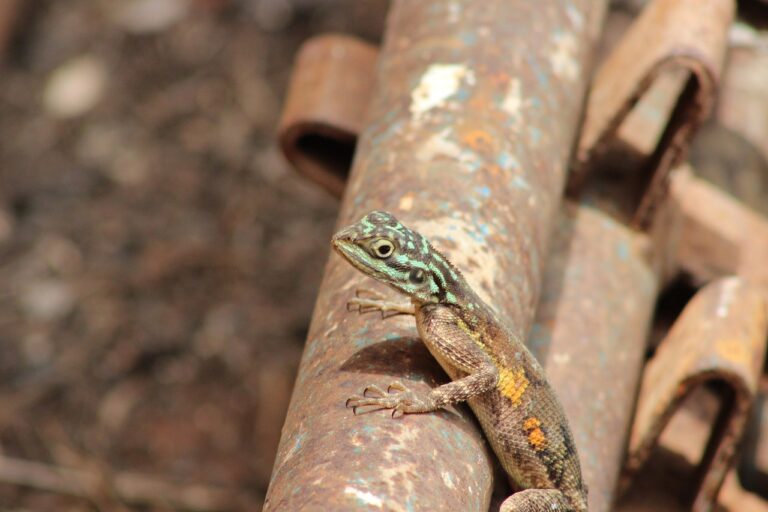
[331,210,470,306]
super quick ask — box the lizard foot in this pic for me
[345,381,429,418]
[499,489,575,512]
[346,289,415,317]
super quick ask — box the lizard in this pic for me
[332,210,587,512]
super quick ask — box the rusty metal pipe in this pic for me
[265,0,607,509]
[530,203,658,512]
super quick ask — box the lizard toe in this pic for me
[362,384,388,397]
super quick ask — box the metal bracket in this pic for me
[278,34,378,197]
[572,0,733,228]
[621,277,768,511]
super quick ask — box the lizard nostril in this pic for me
[332,227,358,244]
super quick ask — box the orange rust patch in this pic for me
[461,129,493,150]
[715,337,752,366]
[497,367,529,405]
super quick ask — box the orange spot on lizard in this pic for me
[497,367,529,405]
[523,416,547,451]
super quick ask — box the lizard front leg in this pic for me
[346,365,498,418]
[347,304,499,417]
[346,289,415,317]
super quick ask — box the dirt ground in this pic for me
[0,0,387,509]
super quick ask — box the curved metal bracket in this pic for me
[622,277,768,511]
[278,34,378,197]
[572,0,734,228]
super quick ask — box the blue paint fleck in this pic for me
[304,338,317,357]
[459,30,478,46]
[288,432,306,458]
[476,186,491,198]
[528,324,551,360]
[529,127,542,144]
[496,151,518,170]
[370,118,404,147]
[512,175,531,190]
[467,229,485,244]
[526,55,549,87]
[353,334,373,349]
[616,241,630,261]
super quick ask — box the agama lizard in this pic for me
[332,210,587,512]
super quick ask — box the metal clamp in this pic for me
[278,34,378,197]
[621,277,768,511]
[572,0,734,228]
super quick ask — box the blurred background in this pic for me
[0,0,391,509]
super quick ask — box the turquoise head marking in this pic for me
[332,210,462,304]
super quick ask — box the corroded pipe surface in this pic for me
[265,0,606,509]
[530,203,657,512]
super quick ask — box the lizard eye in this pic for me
[370,239,395,259]
[409,268,426,284]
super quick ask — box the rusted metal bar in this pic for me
[0,0,23,61]
[740,378,768,498]
[663,166,768,292]
[572,0,734,227]
[530,203,658,512]
[279,34,378,197]
[265,0,607,509]
[700,22,768,501]
[578,1,766,507]
[554,1,737,506]
[716,15,768,163]
[620,277,768,511]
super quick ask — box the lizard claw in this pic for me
[346,382,426,417]
[387,381,408,393]
[355,288,386,300]
[363,384,388,397]
[346,298,381,315]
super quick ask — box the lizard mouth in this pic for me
[332,238,391,282]
[332,239,368,271]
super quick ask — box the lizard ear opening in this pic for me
[408,268,426,284]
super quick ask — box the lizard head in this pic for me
[332,210,460,304]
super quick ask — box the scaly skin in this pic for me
[332,210,587,512]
